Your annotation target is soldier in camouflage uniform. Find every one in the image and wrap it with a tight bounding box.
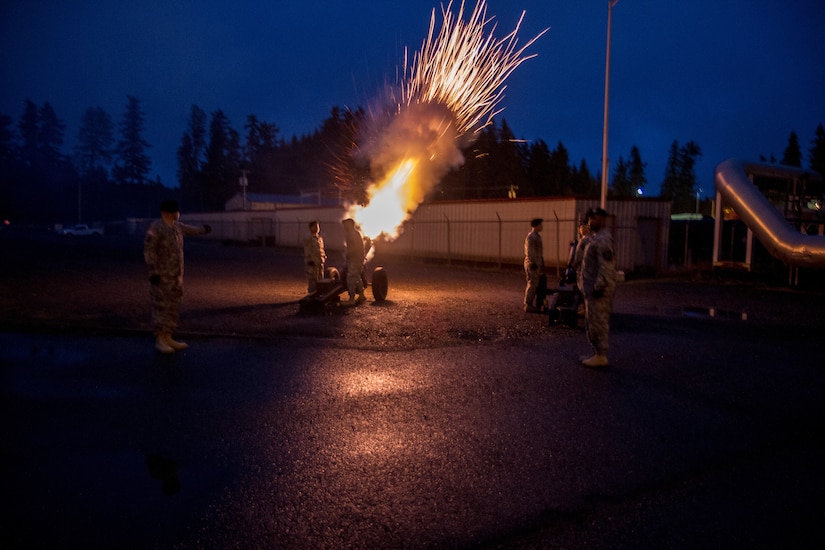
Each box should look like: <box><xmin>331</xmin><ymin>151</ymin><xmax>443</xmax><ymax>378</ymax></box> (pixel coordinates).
<box><xmin>523</xmin><ymin>218</ymin><xmax>544</xmax><ymax>312</ymax></box>
<box><xmin>303</xmin><ymin>220</ymin><xmax>326</xmax><ymax>294</ymax></box>
<box><xmin>144</xmin><ymin>200</ymin><xmax>211</xmax><ymax>354</ymax></box>
<box><xmin>341</xmin><ymin>218</ymin><xmax>366</xmax><ymax>306</ymax></box>
<box><xmin>572</xmin><ymin>221</ymin><xmax>591</xmax><ymax>285</ymax></box>
<box><xmin>578</xmin><ymin>207</ymin><xmax>616</xmax><ymax>367</ymax></box>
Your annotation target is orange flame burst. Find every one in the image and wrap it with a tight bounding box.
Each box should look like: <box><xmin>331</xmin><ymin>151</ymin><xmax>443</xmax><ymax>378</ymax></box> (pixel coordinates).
<box><xmin>351</xmin><ymin>158</ymin><xmax>418</xmax><ymax>239</ymax></box>
<box><xmin>347</xmin><ymin>0</ymin><xmax>546</xmax><ymax>241</ymax></box>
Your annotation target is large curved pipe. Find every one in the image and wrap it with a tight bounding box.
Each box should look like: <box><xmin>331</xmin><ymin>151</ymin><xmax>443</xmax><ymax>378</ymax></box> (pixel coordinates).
<box><xmin>714</xmin><ymin>158</ymin><xmax>825</xmax><ymax>268</ymax></box>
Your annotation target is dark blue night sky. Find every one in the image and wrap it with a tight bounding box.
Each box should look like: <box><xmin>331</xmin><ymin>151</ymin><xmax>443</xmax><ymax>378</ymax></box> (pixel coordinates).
<box><xmin>2</xmin><ymin>0</ymin><xmax>823</xmax><ymax>196</ymax></box>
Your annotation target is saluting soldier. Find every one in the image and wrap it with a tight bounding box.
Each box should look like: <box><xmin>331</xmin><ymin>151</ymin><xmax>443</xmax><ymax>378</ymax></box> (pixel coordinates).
<box><xmin>144</xmin><ymin>200</ymin><xmax>211</xmax><ymax>354</ymax></box>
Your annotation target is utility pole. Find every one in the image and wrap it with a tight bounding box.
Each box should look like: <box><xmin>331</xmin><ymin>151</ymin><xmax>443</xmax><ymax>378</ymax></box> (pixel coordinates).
<box><xmin>601</xmin><ymin>0</ymin><xmax>619</xmax><ymax>209</ymax></box>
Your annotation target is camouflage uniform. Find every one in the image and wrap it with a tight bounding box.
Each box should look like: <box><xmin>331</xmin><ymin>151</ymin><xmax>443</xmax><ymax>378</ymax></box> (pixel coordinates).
<box><xmin>144</xmin><ymin>219</ymin><xmax>207</xmax><ymax>337</ymax></box>
<box><xmin>344</xmin><ymin>223</ymin><xmax>365</xmax><ymax>297</ymax></box>
<box><xmin>573</xmin><ymin>233</ymin><xmax>592</xmax><ymax>293</ymax></box>
<box><xmin>303</xmin><ymin>229</ymin><xmax>326</xmax><ymax>293</ymax></box>
<box><xmin>579</xmin><ymin>228</ymin><xmax>616</xmax><ymax>355</ymax></box>
<box><xmin>523</xmin><ymin>229</ymin><xmax>544</xmax><ymax>308</ymax></box>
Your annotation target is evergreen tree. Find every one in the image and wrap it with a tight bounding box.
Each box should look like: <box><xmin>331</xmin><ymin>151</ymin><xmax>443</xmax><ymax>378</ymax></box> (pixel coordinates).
<box><xmin>17</xmin><ymin>100</ymin><xmax>66</xmax><ymax>170</ymax></box>
<box><xmin>547</xmin><ymin>141</ymin><xmax>571</xmax><ymax>195</ymax></box>
<box><xmin>202</xmin><ymin>109</ymin><xmax>241</xmax><ymax>210</ymax></box>
<box><xmin>113</xmin><ymin>96</ymin><xmax>152</xmax><ymax>185</ymax></box>
<box><xmin>177</xmin><ymin>105</ymin><xmax>207</xmax><ymax>209</ymax></box>
<box><xmin>189</xmin><ymin>105</ymin><xmax>207</xmax><ymax>165</ymax></box>
<box><xmin>526</xmin><ymin>139</ymin><xmax>551</xmax><ymax>197</ymax></box>
<box><xmin>780</xmin><ymin>131</ymin><xmax>802</xmax><ymax>167</ymax></box>
<box><xmin>660</xmin><ymin>140</ymin><xmax>680</xmax><ymax>201</ymax></box>
<box><xmin>73</xmin><ymin>106</ymin><xmax>114</xmax><ymax>223</ymax></box>
<box><xmin>243</xmin><ymin>114</ymin><xmax>280</xmax><ymax>194</ymax></box>
<box><xmin>570</xmin><ymin>159</ymin><xmax>598</xmax><ymax>196</ymax></box>
<box><xmin>628</xmin><ymin>145</ymin><xmax>647</xmax><ymax>196</ymax></box>
<box><xmin>610</xmin><ymin>155</ymin><xmax>632</xmax><ymax>197</ymax></box>
<box><xmin>322</xmin><ymin>108</ymin><xmax>364</xmax><ymax>200</ymax></box>
<box><xmin>12</xmin><ymin>101</ymin><xmax>74</xmax><ymax>222</ymax></box>
<box><xmin>0</xmin><ymin>114</ymin><xmax>19</xmax><ymax>222</ymax></box>
<box><xmin>18</xmin><ymin>100</ymin><xmax>40</xmax><ymax>167</ymax></box>
<box><xmin>808</xmin><ymin>123</ymin><xmax>825</xmax><ymax>176</ymax></box>
<box><xmin>74</xmin><ymin>106</ymin><xmax>114</xmax><ymax>176</ymax></box>
<box><xmin>489</xmin><ymin>119</ymin><xmax>527</xmax><ymax>199</ymax></box>
<box><xmin>460</xmin><ymin>123</ymin><xmax>497</xmax><ymax>199</ymax></box>
<box><xmin>0</xmin><ymin>114</ymin><xmax>17</xmax><ymax>165</ymax></box>
<box><xmin>177</xmin><ymin>134</ymin><xmax>197</xmax><ymax>203</ymax></box>
<box><xmin>679</xmin><ymin>140</ymin><xmax>702</xmax><ymax>190</ymax></box>
<box><xmin>36</xmin><ymin>102</ymin><xmax>65</xmax><ymax>168</ymax></box>
<box><xmin>660</xmin><ymin>139</ymin><xmax>702</xmax><ymax>213</ymax></box>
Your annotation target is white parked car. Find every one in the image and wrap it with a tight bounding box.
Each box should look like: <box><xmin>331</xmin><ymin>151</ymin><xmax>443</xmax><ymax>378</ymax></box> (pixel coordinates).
<box><xmin>60</xmin><ymin>224</ymin><xmax>104</xmax><ymax>237</ymax></box>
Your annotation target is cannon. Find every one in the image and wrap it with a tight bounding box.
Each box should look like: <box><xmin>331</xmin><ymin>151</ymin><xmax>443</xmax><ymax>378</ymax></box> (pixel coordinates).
<box><xmin>539</xmin><ymin>262</ymin><xmax>581</xmax><ymax>329</ymax></box>
<box><xmin>299</xmin><ymin>265</ymin><xmax>388</xmax><ymax>314</ymax></box>
<box><xmin>545</xmin><ymin>279</ymin><xmax>581</xmax><ymax>328</ymax></box>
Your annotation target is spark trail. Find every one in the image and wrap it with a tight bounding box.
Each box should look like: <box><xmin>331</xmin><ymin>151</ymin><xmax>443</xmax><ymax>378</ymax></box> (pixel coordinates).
<box><xmin>347</xmin><ymin>0</ymin><xmax>547</xmax><ymax>240</ymax></box>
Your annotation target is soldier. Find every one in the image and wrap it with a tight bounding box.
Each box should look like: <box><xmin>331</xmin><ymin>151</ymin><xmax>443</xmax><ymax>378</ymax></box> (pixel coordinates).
<box><xmin>578</xmin><ymin>207</ymin><xmax>617</xmax><ymax>367</ymax></box>
<box><xmin>144</xmin><ymin>200</ymin><xmax>211</xmax><ymax>354</ymax></box>
<box><xmin>341</xmin><ymin>218</ymin><xmax>367</xmax><ymax>306</ymax></box>
<box><xmin>523</xmin><ymin>218</ymin><xmax>544</xmax><ymax>312</ymax></box>
<box><xmin>303</xmin><ymin>220</ymin><xmax>326</xmax><ymax>294</ymax></box>
<box><xmin>572</xmin><ymin>220</ymin><xmax>591</xmax><ymax>287</ymax></box>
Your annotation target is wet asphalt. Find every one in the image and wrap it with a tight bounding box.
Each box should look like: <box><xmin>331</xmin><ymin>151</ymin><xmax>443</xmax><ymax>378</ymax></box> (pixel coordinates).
<box><xmin>2</xmin><ymin>232</ymin><xmax>824</xmax><ymax>548</ymax></box>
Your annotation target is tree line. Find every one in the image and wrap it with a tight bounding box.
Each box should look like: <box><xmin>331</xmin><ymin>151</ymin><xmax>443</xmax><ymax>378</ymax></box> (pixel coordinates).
<box><xmin>1</xmin><ymin>95</ymin><xmax>823</xmax><ymax>225</ymax></box>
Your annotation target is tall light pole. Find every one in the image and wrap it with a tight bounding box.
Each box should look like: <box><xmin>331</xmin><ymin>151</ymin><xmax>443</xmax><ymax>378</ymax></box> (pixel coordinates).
<box><xmin>600</xmin><ymin>0</ymin><xmax>619</xmax><ymax>209</ymax></box>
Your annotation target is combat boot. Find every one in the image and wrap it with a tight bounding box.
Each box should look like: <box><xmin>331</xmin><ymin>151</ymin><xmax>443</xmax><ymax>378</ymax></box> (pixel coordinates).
<box><xmin>581</xmin><ymin>354</ymin><xmax>608</xmax><ymax>367</ymax></box>
<box><xmin>165</xmin><ymin>334</ymin><xmax>189</xmax><ymax>351</ymax></box>
<box><xmin>356</xmin><ymin>292</ymin><xmax>367</xmax><ymax>304</ymax></box>
<box><xmin>155</xmin><ymin>335</ymin><xmax>174</xmax><ymax>354</ymax></box>
<box><xmin>341</xmin><ymin>295</ymin><xmax>357</xmax><ymax>306</ymax></box>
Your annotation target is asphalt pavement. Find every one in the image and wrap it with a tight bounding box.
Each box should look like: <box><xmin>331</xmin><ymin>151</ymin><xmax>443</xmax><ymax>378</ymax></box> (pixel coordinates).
<box><xmin>2</xmin><ymin>232</ymin><xmax>824</xmax><ymax>548</ymax></box>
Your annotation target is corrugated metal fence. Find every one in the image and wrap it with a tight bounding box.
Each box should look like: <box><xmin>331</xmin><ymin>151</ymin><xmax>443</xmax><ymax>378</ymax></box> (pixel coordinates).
<box><xmin>129</xmin><ymin>197</ymin><xmax>671</xmax><ymax>274</ymax></box>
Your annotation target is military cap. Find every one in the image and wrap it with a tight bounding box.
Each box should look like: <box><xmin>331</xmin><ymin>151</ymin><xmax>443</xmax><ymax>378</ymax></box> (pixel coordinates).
<box><xmin>586</xmin><ymin>207</ymin><xmax>608</xmax><ymax>219</ymax></box>
<box><xmin>160</xmin><ymin>200</ymin><xmax>180</xmax><ymax>213</ymax></box>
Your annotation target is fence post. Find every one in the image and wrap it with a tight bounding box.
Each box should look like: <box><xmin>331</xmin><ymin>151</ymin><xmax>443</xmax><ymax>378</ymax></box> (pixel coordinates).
<box><xmin>496</xmin><ymin>212</ymin><xmax>502</xmax><ymax>270</ymax></box>
<box><xmin>444</xmin><ymin>214</ymin><xmax>451</xmax><ymax>265</ymax></box>
<box><xmin>553</xmin><ymin>210</ymin><xmax>561</xmax><ymax>279</ymax></box>
<box><xmin>409</xmin><ymin>219</ymin><xmax>416</xmax><ymax>262</ymax></box>
<box><xmin>296</xmin><ymin>217</ymin><xmax>301</xmax><ymax>249</ymax></box>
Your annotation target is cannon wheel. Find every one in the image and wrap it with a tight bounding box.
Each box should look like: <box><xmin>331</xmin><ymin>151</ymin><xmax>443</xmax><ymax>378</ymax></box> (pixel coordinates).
<box><xmin>325</xmin><ymin>267</ymin><xmax>340</xmax><ymax>282</ymax></box>
<box><xmin>371</xmin><ymin>267</ymin><xmax>388</xmax><ymax>301</ymax></box>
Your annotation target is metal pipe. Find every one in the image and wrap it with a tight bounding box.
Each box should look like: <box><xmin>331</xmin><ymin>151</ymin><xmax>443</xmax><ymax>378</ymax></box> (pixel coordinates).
<box><xmin>714</xmin><ymin>158</ymin><xmax>825</xmax><ymax>268</ymax></box>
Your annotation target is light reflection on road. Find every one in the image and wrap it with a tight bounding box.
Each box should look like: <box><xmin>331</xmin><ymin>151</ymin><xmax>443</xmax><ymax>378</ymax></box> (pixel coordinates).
<box><xmin>326</xmin><ymin>363</ymin><xmax>436</xmax><ymax>461</ymax></box>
